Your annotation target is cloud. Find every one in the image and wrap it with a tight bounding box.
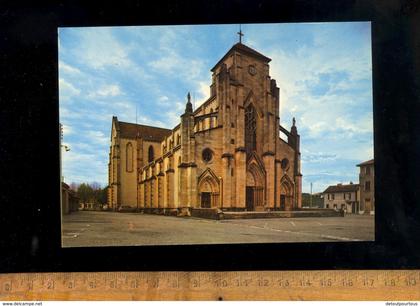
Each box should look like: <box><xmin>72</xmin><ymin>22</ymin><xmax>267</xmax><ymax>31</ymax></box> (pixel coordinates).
<box><xmin>58</xmin><ymin>23</ymin><xmax>373</xmax><ymax>192</ymax></box>
<box><xmin>59</xmin><ymin>78</ymin><xmax>80</xmax><ymax>98</ymax></box>
<box><xmin>70</xmin><ymin>28</ymin><xmax>132</xmax><ymax>70</ymax></box>
<box><xmin>88</xmin><ymin>84</ymin><xmax>122</xmax><ymax>98</ymax></box>
<box><xmin>302</xmin><ymin>151</ymin><xmax>338</xmax><ymax>163</ymax></box>
<box><xmin>148</xmin><ymin>51</ymin><xmax>205</xmax><ymax>80</ymax></box>
<box><xmin>164</xmin><ymin>101</ymin><xmax>186</xmax><ymax>127</ymax></box>
<box><xmin>249</xmin><ymin>23</ymin><xmax>373</xmax><ymax>192</ymax></box>
<box><xmin>195</xmin><ymin>80</ymin><xmax>211</xmax><ymax>106</ymax></box>
<box><xmin>62</xmin><ymin>150</ymin><xmax>107</xmax><ymax>184</ymax></box>
<box><xmin>156</xmin><ymin>95</ymin><xmax>170</xmax><ymax>107</ymax></box>
<box><xmin>59</xmin><ymin>61</ymin><xmax>81</xmax><ymax>75</ymax></box>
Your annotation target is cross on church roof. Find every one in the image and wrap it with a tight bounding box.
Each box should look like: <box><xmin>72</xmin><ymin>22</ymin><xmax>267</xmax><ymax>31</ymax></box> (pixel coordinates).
<box><xmin>237</xmin><ymin>25</ymin><xmax>244</xmax><ymax>44</ymax></box>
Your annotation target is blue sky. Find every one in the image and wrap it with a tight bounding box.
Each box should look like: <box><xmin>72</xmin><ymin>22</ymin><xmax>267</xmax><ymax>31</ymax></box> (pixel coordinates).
<box><xmin>59</xmin><ymin>22</ymin><xmax>373</xmax><ymax>193</ymax></box>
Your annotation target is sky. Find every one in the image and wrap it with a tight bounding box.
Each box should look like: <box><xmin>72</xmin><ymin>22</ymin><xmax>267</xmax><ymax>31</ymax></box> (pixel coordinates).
<box><xmin>58</xmin><ymin>22</ymin><xmax>373</xmax><ymax>193</ymax></box>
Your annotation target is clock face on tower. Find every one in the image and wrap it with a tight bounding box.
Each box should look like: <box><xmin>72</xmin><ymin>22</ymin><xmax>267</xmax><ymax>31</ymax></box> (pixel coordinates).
<box><xmin>248</xmin><ymin>65</ymin><xmax>257</xmax><ymax>76</ymax></box>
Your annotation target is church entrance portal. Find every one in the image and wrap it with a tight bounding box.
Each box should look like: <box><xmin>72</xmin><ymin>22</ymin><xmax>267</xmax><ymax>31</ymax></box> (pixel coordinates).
<box><xmin>280</xmin><ymin>194</ymin><xmax>286</xmax><ymax>210</ymax></box>
<box><xmin>246</xmin><ymin>159</ymin><xmax>265</xmax><ymax>211</ymax></box>
<box><xmin>246</xmin><ymin>187</ymin><xmax>254</xmax><ymax>210</ymax></box>
<box><xmin>280</xmin><ymin>176</ymin><xmax>294</xmax><ymax>211</ymax></box>
<box><xmin>201</xmin><ymin>192</ymin><xmax>211</xmax><ymax>208</ymax></box>
<box><xmin>246</xmin><ymin>186</ymin><xmax>264</xmax><ymax>211</ymax></box>
<box><xmin>197</xmin><ymin>169</ymin><xmax>220</xmax><ymax>209</ymax></box>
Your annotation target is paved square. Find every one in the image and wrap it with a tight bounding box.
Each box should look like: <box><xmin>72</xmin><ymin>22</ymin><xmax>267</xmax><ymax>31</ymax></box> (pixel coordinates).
<box><xmin>62</xmin><ymin>211</ymin><xmax>374</xmax><ymax>247</ymax></box>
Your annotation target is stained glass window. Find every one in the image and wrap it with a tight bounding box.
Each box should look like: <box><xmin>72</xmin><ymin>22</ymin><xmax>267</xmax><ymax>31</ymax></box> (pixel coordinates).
<box><xmin>245</xmin><ymin>104</ymin><xmax>257</xmax><ymax>153</ymax></box>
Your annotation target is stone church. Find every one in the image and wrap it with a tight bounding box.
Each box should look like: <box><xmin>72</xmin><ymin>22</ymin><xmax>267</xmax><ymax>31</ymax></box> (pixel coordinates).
<box><xmin>108</xmin><ymin>41</ymin><xmax>302</xmax><ymax>214</ymax></box>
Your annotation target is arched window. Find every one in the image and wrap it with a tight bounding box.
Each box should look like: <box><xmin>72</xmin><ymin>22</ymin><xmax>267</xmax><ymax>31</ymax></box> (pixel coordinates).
<box><xmin>126</xmin><ymin>143</ymin><xmax>133</xmax><ymax>172</ymax></box>
<box><xmin>281</xmin><ymin>158</ymin><xmax>290</xmax><ymax>171</ymax></box>
<box><xmin>209</xmin><ymin>108</ymin><xmax>214</xmax><ymax>128</ymax></box>
<box><xmin>148</xmin><ymin>145</ymin><xmax>154</xmax><ymax>163</ymax></box>
<box><xmin>202</xmin><ymin>148</ymin><xmax>213</xmax><ymax>162</ymax></box>
<box><xmin>245</xmin><ymin>104</ymin><xmax>257</xmax><ymax>153</ymax></box>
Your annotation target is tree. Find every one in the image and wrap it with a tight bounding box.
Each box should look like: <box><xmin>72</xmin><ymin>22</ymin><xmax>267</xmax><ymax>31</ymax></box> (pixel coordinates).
<box><xmin>98</xmin><ymin>186</ymin><xmax>108</xmax><ymax>205</ymax></box>
<box><xmin>75</xmin><ymin>182</ymin><xmax>108</xmax><ymax>209</ymax></box>
<box><xmin>77</xmin><ymin>183</ymin><xmax>94</xmax><ymax>205</ymax></box>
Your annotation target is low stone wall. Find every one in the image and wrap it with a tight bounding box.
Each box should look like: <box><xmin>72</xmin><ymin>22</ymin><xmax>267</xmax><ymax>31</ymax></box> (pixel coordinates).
<box><xmin>191</xmin><ymin>208</ymin><xmax>223</xmax><ymax>220</ymax></box>
<box><xmin>141</xmin><ymin>208</ymin><xmax>179</xmax><ymax>216</ymax></box>
<box><xmin>119</xmin><ymin>207</ymin><xmax>343</xmax><ymax>219</ymax></box>
<box><xmin>221</xmin><ymin>209</ymin><xmax>344</xmax><ymax>220</ymax></box>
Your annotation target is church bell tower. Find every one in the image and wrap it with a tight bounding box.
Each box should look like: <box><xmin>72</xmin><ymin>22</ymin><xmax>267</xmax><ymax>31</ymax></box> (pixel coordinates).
<box><xmin>207</xmin><ymin>29</ymin><xmax>283</xmax><ymax>210</ymax></box>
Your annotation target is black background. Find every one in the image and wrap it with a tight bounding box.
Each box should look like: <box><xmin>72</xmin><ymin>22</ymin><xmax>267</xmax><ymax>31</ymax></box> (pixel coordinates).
<box><xmin>0</xmin><ymin>0</ymin><xmax>419</xmax><ymax>272</ymax></box>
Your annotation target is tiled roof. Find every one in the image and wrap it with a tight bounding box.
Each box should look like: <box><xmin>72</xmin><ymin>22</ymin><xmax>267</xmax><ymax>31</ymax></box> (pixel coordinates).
<box><xmin>211</xmin><ymin>42</ymin><xmax>271</xmax><ymax>72</ymax></box>
<box><xmin>323</xmin><ymin>184</ymin><xmax>359</xmax><ymax>193</ymax></box>
<box><xmin>118</xmin><ymin>121</ymin><xmax>172</xmax><ymax>142</ymax></box>
<box><xmin>357</xmin><ymin>159</ymin><xmax>374</xmax><ymax>167</ymax></box>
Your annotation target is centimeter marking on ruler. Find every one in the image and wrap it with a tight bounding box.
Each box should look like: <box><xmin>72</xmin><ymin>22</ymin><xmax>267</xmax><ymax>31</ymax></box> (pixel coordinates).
<box><xmin>0</xmin><ymin>270</ymin><xmax>419</xmax><ymax>300</ymax></box>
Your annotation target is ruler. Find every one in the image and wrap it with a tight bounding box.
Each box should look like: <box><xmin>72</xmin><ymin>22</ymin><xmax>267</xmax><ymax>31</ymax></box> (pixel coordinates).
<box><xmin>0</xmin><ymin>270</ymin><xmax>419</xmax><ymax>300</ymax></box>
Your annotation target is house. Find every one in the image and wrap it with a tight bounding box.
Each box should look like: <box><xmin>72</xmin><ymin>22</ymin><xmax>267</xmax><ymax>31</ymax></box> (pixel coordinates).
<box><xmin>61</xmin><ymin>182</ymin><xmax>79</xmax><ymax>214</ymax></box>
<box><xmin>357</xmin><ymin>159</ymin><xmax>375</xmax><ymax>215</ymax></box>
<box><xmin>322</xmin><ymin>182</ymin><xmax>360</xmax><ymax>213</ymax></box>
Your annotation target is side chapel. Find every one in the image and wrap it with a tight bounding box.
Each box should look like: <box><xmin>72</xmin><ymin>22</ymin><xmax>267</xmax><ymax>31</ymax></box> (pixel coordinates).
<box><xmin>108</xmin><ymin>39</ymin><xmax>302</xmax><ymax>213</ymax></box>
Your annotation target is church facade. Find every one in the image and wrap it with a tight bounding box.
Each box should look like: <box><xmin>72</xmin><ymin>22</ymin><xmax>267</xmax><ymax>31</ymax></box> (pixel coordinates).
<box><xmin>108</xmin><ymin>42</ymin><xmax>302</xmax><ymax>213</ymax></box>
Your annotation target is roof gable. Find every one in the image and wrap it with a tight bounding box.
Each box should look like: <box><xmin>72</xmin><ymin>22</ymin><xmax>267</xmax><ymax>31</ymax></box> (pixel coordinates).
<box><xmin>211</xmin><ymin>43</ymin><xmax>271</xmax><ymax>72</ymax></box>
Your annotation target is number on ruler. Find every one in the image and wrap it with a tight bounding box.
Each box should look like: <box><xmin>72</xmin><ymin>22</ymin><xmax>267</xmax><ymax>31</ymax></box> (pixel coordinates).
<box><xmin>169</xmin><ymin>278</ymin><xmax>179</xmax><ymax>288</ymax></box>
<box><xmin>191</xmin><ymin>278</ymin><xmax>200</xmax><ymax>288</ymax></box>
<box><xmin>4</xmin><ymin>282</ymin><xmax>11</xmax><ymax>292</ymax></box>
<box><xmin>47</xmin><ymin>280</ymin><xmax>54</xmax><ymax>290</ymax></box>
<box><xmin>405</xmin><ymin>277</ymin><xmax>416</xmax><ymax>286</ymax></box>
<box><xmin>299</xmin><ymin>279</ymin><xmax>312</xmax><ymax>287</ymax></box>
<box><xmin>147</xmin><ymin>278</ymin><xmax>159</xmax><ymax>288</ymax></box>
<box><xmin>215</xmin><ymin>279</ymin><xmax>228</xmax><ymax>287</ymax></box>
<box><xmin>234</xmin><ymin>278</ymin><xmax>251</xmax><ymax>287</ymax></box>
<box><xmin>258</xmin><ymin>278</ymin><xmax>269</xmax><ymax>287</ymax></box>
<box><xmin>363</xmin><ymin>278</ymin><xmax>374</xmax><ymax>287</ymax></box>
<box><xmin>130</xmin><ymin>279</ymin><xmax>139</xmax><ymax>289</ymax></box>
<box><xmin>320</xmin><ymin>279</ymin><xmax>332</xmax><ymax>287</ymax></box>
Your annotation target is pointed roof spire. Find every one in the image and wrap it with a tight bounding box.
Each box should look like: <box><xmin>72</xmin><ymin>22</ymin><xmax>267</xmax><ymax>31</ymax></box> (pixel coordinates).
<box><xmin>291</xmin><ymin>117</ymin><xmax>298</xmax><ymax>135</ymax></box>
<box><xmin>185</xmin><ymin>92</ymin><xmax>193</xmax><ymax>113</ymax></box>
